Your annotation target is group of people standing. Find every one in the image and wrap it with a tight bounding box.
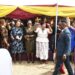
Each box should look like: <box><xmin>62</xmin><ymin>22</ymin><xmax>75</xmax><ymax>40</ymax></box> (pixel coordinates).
<box><xmin>0</xmin><ymin>17</ymin><xmax>53</xmax><ymax>63</ymax></box>
<box><xmin>0</xmin><ymin>17</ymin><xmax>75</xmax><ymax>75</ymax></box>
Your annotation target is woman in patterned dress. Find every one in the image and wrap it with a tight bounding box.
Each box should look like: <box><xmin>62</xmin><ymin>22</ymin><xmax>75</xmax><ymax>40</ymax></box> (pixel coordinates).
<box><xmin>10</xmin><ymin>20</ymin><xmax>24</xmax><ymax>62</ymax></box>
<box><xmin>0</xmin><ymin>19</ymin><xmax>9</xmax><ymax>49</ymax></box>
<box><xmin>24</xmin><ymin>20</ymin><xmax>36</xmax><ymax>63</ymax></box>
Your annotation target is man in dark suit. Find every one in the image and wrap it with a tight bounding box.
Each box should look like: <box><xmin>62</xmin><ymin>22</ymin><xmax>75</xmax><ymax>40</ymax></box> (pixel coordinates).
<box><xmin>53</xmin><ymin>19</ymin><xmax>73</xmax><ymax>75</ymax></box>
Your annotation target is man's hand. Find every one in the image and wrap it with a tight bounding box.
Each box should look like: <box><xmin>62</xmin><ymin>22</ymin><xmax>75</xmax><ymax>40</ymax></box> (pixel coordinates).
<box><xmin>53</xmin><ymin>48</ymin><xmax>57</xmax><ymax>62</ymax></box>
<box><xmin>62</xmin><ymin>54</ymin><xmax>66</xmax><ymax>61</ymax></box>
<box><xmin>53</xmin><ymin>52</ymin><xmax>57</xmax><ymax>63</ymax></box>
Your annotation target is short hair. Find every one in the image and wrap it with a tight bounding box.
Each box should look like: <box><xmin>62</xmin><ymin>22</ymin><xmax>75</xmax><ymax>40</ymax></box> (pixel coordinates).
<box><xmin>61</xmin><ymin>18</ymin><xmax>67</xmax><ymax>24</ymax></box>
<box><xmin>0</xmin><ymin>19</ymin><xmax>5</xmax><ymax>25</ymax></box>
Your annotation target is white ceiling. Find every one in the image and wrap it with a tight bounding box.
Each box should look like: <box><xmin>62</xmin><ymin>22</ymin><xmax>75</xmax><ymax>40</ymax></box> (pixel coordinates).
<box><xmin>58</xmin><ymin>0</ymin><xmax>75</xmax><ymax>6</ymax></box>
<box><xmin>0</xmin><ymin>0</ymin><xmax>75</xmax><ymax>6</ymax></box>
<box><xmin>0</xmin><ymin>0</ymin><xmax>56</xmax><ymax>6</ymax></box>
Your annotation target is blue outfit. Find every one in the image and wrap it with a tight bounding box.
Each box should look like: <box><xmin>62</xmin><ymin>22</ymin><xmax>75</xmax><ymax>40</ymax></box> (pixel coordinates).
<box><xmin>57</xmin><ymin>28</ymin><xmax>71</xmax><ymax>56</ymax></box>
<box><xmin>10</xmin><ymin>27</ymin><xmax>24</xmax><ymax>54</ymax></box>
<box><xmin>53</xmin><ymin>27</ymin><xmax>73</xmax><ymax>75</ymax></box>
<box><xmin>69</xmin><ymin>27</ymin><xmax>75</xmax><ymax>52</ymax></box>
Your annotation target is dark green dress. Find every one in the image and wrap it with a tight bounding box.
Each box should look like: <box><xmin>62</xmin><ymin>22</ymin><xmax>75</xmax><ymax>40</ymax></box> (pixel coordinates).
<box><xmin>25</xmin><ymin>26</ymin><xmax>35</xmax><ymax>53</ymax></box>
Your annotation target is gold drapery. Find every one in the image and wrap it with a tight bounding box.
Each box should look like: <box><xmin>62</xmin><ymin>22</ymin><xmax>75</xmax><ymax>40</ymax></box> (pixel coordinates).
<box><xmin>0</xmin><ymin>5</ymin><xmax>75</xmax><ymax>17</ymax></box>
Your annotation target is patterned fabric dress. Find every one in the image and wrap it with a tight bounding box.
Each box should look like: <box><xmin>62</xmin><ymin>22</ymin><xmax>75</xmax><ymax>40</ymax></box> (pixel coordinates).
<box><xmin>24</xmin><ymin>26</ymin><xmax>35</xmax><ymax>54</ymax></box>
<box><xmin>10</xmin><ymin>27</ymin><xmax>24</xmax><ymax>54</ymax></box>
<box><xmin>0</xmin><ymin>26</ymin><xmax>8</xmax><ymax>49</ymax></box>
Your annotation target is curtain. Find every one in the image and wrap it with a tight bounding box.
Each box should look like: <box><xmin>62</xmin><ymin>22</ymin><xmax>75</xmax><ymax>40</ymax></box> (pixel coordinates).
<box><xmin>0</xmin><ymin>5</ymin><xmax>17</xmax><ymax>17</ymax></box>
<box><xmin>0</xmin><ymin>5</ymin><xmax>75</xmax><ymax>17</ymax></box>
<box><xmin>19</xmin><ymin>6</ymin><xmax>56</xmax><ymax>16</ymax></box>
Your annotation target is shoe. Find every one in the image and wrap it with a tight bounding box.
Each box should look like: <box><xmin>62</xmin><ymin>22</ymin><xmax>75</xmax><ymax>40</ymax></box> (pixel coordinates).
<box><xmin>59</xmin><ymin>64</ymin><xmax>65</xmax><ymax>74</ymax></box>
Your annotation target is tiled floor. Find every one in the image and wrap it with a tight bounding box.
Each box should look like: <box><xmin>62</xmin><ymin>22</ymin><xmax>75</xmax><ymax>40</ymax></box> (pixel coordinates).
<box><xmin>13</xmin><ymin>61</ymin><xmax>73</xmax><ymax>75</ymax></box>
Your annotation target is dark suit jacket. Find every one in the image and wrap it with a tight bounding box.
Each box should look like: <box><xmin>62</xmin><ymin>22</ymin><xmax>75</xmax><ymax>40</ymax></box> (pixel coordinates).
<box><xmin>57</xmin><ymin>27</ymin><xmax>71</xmax><ymax>56</ymax></box>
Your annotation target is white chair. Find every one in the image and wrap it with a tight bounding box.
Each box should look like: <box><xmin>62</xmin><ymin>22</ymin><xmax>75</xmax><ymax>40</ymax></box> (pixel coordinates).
<box><xmin>0</xmin><ymin>48</ymin><xmax>12</xmax><ymax>75</ymax></box>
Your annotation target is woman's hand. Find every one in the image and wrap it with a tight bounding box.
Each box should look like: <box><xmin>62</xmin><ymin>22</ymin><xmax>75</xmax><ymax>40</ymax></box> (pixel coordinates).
<box><xmin>30</xmin><ymin>35</ymin><xmax>34</xmax><ymax>37</ymax></box>
<box><xmin>16</xmin><ymin>36</ymin><xmax>20</xmax><ymax>40</ymax></box>
<box><xmin>24</xmin><ymin>35</ymin><xmax>30</xmax><ymax>40</ymax></box>
<box><xmin>47</xmin><ymin>23</ymin><xmax>50</xmax><ymax>27</ymax></box>
<box><xmin>47</xmin><ymin>24</ymin><xmax>53</xmax><ymax>34</ymax></box>
<box><xmin>7</xmin><ymin>43</ymin><xmax>10</xmax><ymax>47</ymax></box>
<box><xmin>26</xmin><ymin>35</ymin><xmax>29</xmax><ymax>38</ymax></box>
<box><xmin>11</xmin><ymin>36</ymin><xmax>14</xmax><ymax>40</ymax></box>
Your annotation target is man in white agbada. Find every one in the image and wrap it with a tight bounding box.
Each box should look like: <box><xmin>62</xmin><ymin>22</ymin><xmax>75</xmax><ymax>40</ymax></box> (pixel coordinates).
<box><xmin>0</xmin><ymin>48</ymin><xmax>12</xmax><ymax>75</ymax></box>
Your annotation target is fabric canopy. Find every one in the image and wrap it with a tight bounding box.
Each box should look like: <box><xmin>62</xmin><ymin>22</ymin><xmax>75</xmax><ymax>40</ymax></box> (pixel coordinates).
<box><xmin>0</xmin><ymin>0</ymin><xmax>75</xmax><ymax>18</ymax></box>
<box><xmin>0</xmin><ymin>5</ymin><xmax>17</xmax><ymax>17</ymax></box>
<box><xmin>19</xmin><ymin>6</ymin><xmax>56</xmax><ymax>16</ymax></box>
<box><xmin>6</xmin><ymin>8</ymin><xmax>38</xmax><ymax>19</ymax></box>
<box><xmin>0</xmin><ymin>5</ymin><xmax>75</xmax><ymax>18</ymax></box>
<box><xmin>19</xmin><ymin>6</ymin><xmax>75</xmax><ymax>17</ymax></box>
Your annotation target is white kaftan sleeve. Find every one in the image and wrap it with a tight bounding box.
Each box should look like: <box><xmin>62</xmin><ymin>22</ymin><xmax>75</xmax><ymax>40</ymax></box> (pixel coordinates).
<box><xmin>35</xmin><ymin>28</ymin><xmax>40</xmax><ymax>33</ymax></box>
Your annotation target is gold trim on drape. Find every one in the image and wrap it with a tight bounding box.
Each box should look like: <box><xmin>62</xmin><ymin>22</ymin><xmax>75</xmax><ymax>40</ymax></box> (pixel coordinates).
<box><xmin>19</xmin><ymin>6</ymin><xmax>56</xmax><ymax>16</ymax></box>
<box><xmin>0</xmin><ymin>5</ymin><xmax>17</xmax><ymax>17</ymax></box>
<box><xmin>19</xmin><ymin>6</ymin><xmax>75</xmax><ymax>17</ymax></box>
<box><xmin>0</xmin><ymin>5</ymin><xmax>75</xmax><ymax>17</ymax></box>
